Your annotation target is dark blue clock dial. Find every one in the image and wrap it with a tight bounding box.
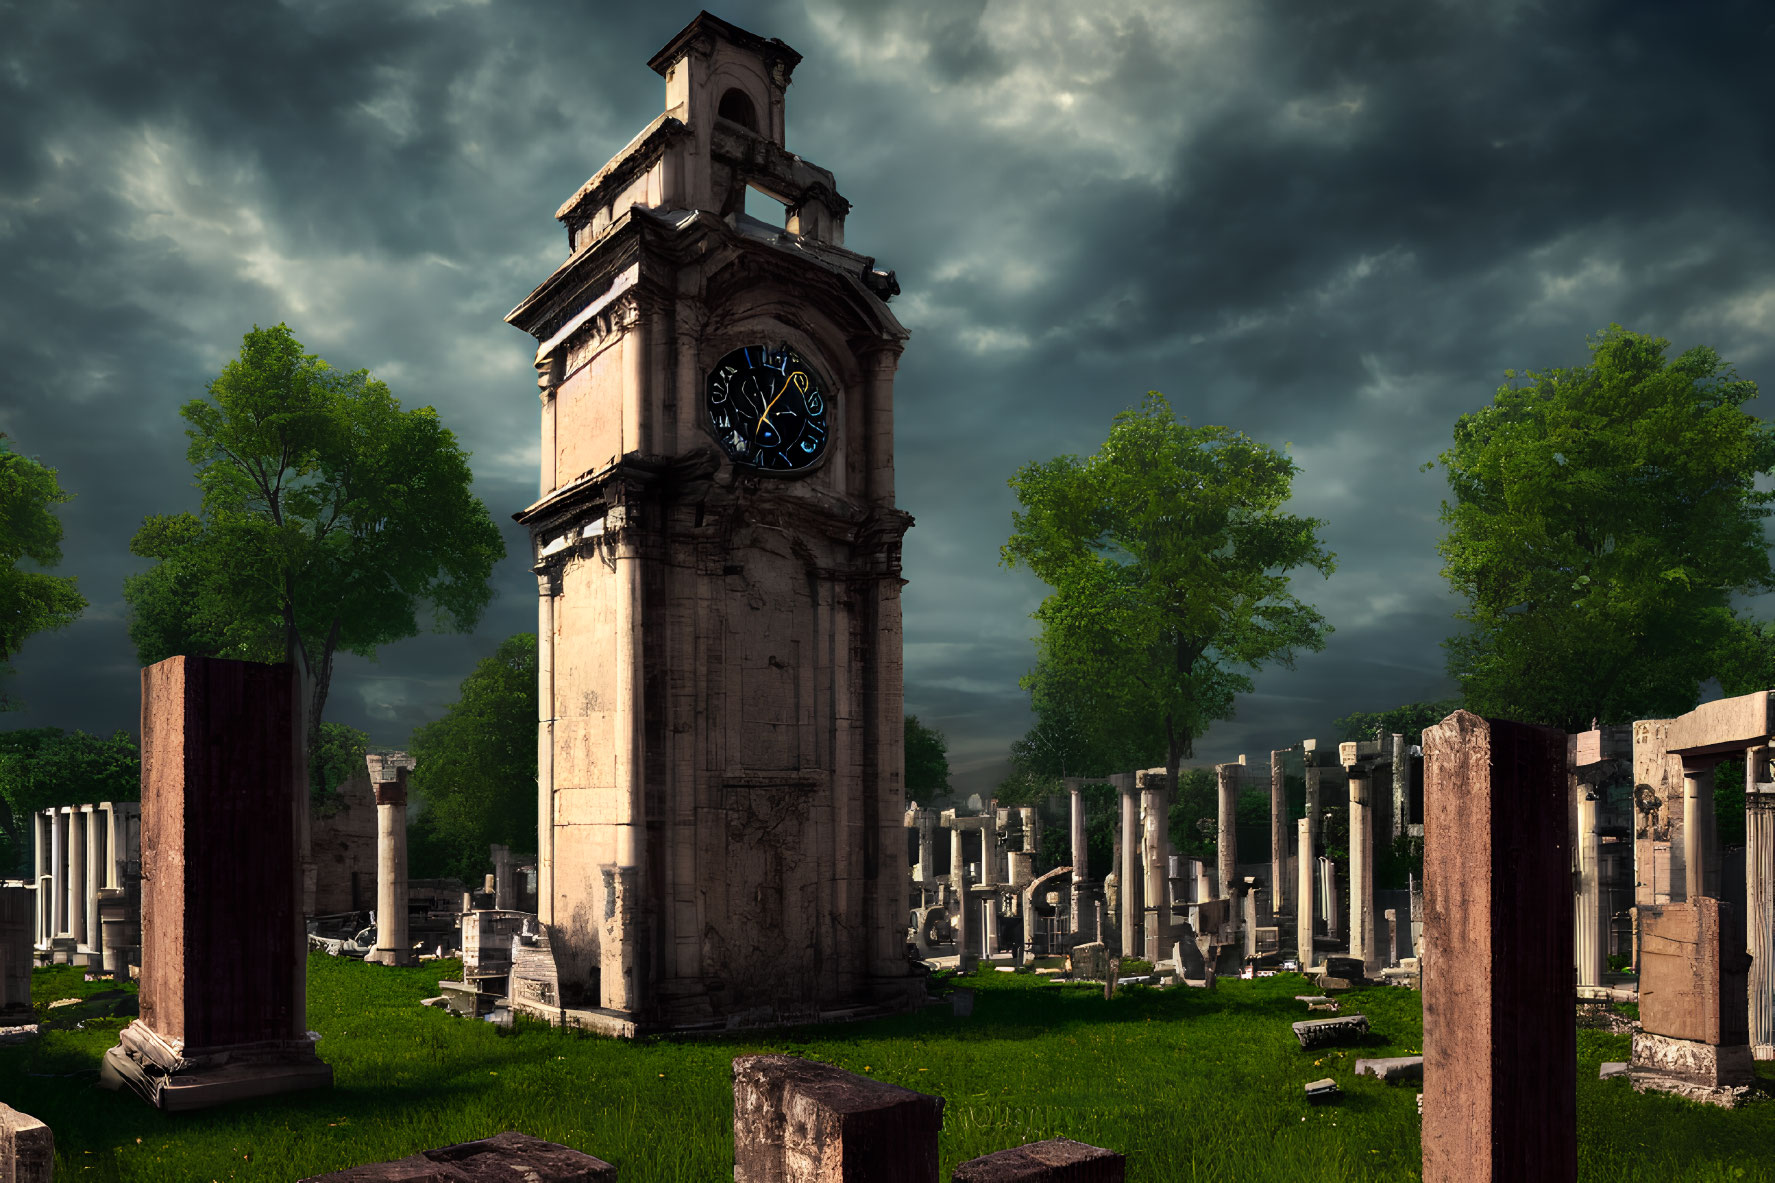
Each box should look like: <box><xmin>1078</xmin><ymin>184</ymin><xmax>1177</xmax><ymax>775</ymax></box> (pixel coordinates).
<box><xmin>705</xmin><ymin>344</ymin><xmax>830</xmax><ymax>472</ymax></box>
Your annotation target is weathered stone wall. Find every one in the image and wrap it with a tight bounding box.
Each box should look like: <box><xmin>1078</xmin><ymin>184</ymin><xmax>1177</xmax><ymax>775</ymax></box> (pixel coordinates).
<box><xmin>310</xmin><ymin>771</ymin><xmax>376</xmax><ymax>916</ymax></box>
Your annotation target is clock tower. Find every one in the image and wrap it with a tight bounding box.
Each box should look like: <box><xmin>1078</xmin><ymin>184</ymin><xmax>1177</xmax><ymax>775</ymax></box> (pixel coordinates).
<box><xmin>506</xmin><ymin>11</ymin><xmax>918</xmax><ymax>1033</ymax></box>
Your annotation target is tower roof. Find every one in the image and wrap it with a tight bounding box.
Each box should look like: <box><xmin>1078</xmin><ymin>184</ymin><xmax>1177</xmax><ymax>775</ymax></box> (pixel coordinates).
<box><xmin>647</xmin><ymin>10</ymin><xmax>802</xmax><ymax>79</ymax></box>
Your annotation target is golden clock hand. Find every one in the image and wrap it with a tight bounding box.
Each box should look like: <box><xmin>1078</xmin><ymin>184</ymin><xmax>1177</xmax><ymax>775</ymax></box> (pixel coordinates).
<box><xmin>756</xmin><ymin>370</ymin><xmax>807</xmax><ymax>434</ymax></box>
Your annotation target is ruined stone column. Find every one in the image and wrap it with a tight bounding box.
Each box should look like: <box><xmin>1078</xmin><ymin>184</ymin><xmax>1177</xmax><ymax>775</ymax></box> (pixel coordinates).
<box><xmin>1575</xmin><ymin>781</ymin><xmax>1606</xmax><ymax>989</ymax></box>
<box><xmin>946</xmin><ymin>815</ymin><xmax>974</xmax><ymax>971</ymax></box>
<box><xmin>1296</xmin><ymin>818</ymin><xmax>1313</xmax><ymax>964</ymax></box>
<box><xmin>1749</xmin><ymin>746</ymin><xmax>1775</xmax><ymax>1060</ymax></box>
<box><xmin>1391</xmin><ymin>733</ymin><xmax>1409</xmax><ymax>840</ymax></box>
<box><xmin>83</xmin><ymin>806</ymin><xmax>102</xmax><ymax>963</ymax></box>
<box><xmin>1270</xmin><ymin>750</ymin><xmax>1288</xmax><ymax>923</ymax></box>
<box><xmin>1303</xmin><ymin>743</ymin><xmax>1322</xmax><ymax>934</ymax></box>
<box><xmin>1348</xmin><ymin>766</ymin><xmax>1376</xmax><ymax>973</ymax></box>
<box><xmin>1215</xmin><ymin>762</ymin><xmax>1239</xmax><ymax>901</ymax></box>
<box><xmin>1118</xmin><ymin>775</ymin><xmax>1142</xmax><ymax>959</ymax></box>
<box><xmin>1065</xmin><ymin>778</ymin><xmax>1090</xmax><ymax>942</ymax></box>
<box><xmin>66</xmin><ymin>808</ymin><xmax>86</xmax><ymax>951</ymax></box>
<box><xmin>1320</xmin><ymin>856</ymin><xmax>1339</xmax><ymax>938</ymax></box>
<box><xmin>1422</xmin><ymin>712</ymin><xmax>1573</xmax><ymax>1182</ymax></box>
<box><xmin>980</xmin><ymin>814</ymin><xmax>1001</xmax><ymax>960</ymax></box>
<box><xmin>365</xmin><ymin>753</ymin><xmax>414</xmax><ymax>967</ymax></box>
<box><xmin>50</xmin><ymin>809</ymin><xmax>67</xmax><ymax>937</ymax></box>
<box><xmin>491</xmin><ymin>844</ymin><xmax>514</xmax><ymax>911</ymax></box>
<box><xmin>1138</xmin><ymin>767</ymin><xmax>1169</xmax><ymax>962</ymax></box>
<box><xmin>1682</xmin><ymin>758</ymin><xmax>1715</xmax><ymax>902</ymax></box>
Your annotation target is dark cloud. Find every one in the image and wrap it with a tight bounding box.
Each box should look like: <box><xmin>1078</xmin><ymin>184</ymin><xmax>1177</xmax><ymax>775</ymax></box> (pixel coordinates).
<box><xmin>4</xmin><ymin>0</ymin><xmax>1772</xmax><ymax>796</ymax></box>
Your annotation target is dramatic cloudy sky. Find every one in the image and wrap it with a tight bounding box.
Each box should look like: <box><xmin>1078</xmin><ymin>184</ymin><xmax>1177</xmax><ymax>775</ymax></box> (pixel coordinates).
<box><xmin>5</xmin><ymin>1</ymin><xmax>1774</xmax><ymax>793</ymax></box>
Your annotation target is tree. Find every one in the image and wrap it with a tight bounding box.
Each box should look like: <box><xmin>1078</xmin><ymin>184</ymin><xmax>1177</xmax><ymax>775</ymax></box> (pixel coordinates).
<box><xmin>312</xmin><ymin>722</ymin><xmax>370</xmax><ymax>808</ymax></box>
<box><xmin>1431</xmin><ymin>326</ymin><xmax>1775</xmax><ymax>732</ymax></box>
<box><xmin>122</xmin><ymin>324</ymin><xmax>506</xmax><ymax>780</ymax></box>
<box><xmin>407</xmin><ymin>634</ymin><xmax>537</xmax><ymax>885</ymax></box>
<box><xmin>0</xmin><ymin>434</ymin><xmax>87</xmax><ymax>708</ymax></box>
<box><xmin>1001</xmin><ymin>392</ymin><xmax>1337</xmax><ymax>807</ymax></box>
<box><xmin>903</xmin><ymin>715</ymin><xmax>951</xmax><ymax>803</ymax></box>
<box><xmin>1332</xmin><ymin>699</ymin><xmax>1463</xmax><ymax>744</ymax></box>
<box><xmin>0</xmin><ymin>728</ymin><xmax>139</xmax><ymax>877</ymax></box>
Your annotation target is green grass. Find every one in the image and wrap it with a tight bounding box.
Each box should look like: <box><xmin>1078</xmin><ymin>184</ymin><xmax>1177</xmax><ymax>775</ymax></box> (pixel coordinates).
<box><xmin>6</xmin><ymin>957</ymin><xmax>1774</xmax><ymax>1181</ymax></box>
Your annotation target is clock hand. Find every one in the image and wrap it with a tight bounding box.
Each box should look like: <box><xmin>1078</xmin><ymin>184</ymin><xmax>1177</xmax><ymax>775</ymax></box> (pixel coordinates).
<box><xmin>755</xmin><ymin>370</ymin><xmax>808</xmax><ymax>435</ymax></box>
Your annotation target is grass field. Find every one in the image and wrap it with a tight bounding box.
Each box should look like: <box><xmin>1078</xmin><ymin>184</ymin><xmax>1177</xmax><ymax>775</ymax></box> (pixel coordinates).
<box><xmin>7</xmin><ymin>956</ymin><xmax>1774</xmax><ymax>1181</ymax></box>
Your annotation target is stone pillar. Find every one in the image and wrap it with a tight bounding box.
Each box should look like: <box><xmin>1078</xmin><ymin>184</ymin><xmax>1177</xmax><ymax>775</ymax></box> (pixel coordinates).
<box><xmin>1391</xmin><ymin>733</ymin><xmax>1409</xmax><ymax>840</ymax></box>
<box><xmin>1296</xmin><ymin>818</ymin><xmax>1313</xmax><ymax>964</ymax></box>
<box><xmin>947</xmin><ymin>816</ymin><xmax>974</xmax><ymax>971</ymax></box>
<box><xmin>66</xmin><ymin>808</ymin><xmax>86</xmax><ymax>950</ymax></box>
<box><xmin>1630</xmin><ymin>897</ymin><xmax>1754</xmax><ymax>1105</ymax></box>
<box><xmin>1303</xmin><ymin>743</ymin><xmax>1322</xmax><ymax>933</ymax></box>
<box><xmin>980</xmin><ymin>815</ymin><xmax>1000</xmax><ymax>960</ymax></box>
<box><xmin>1348</xmin><ymin>766</ymin><xmax>1376</xmax><ymax>973</ymax></box>
<box><xmin>1065</xmin><ymin>778</ymin><xmax>1090</xmax><ymax>942</ymax></box>
<box><xmin>1215</xmin><ymin>762</ymin><xmax>1239</xmax><ymax>901</ymax></box>
<box><xmin>491</xmin><ymin>844</ymin><xmax>514</xmax><ymax>911</ymax></box>
<box><xmin>1319</xmin><ymin>857</ymin><xmax>1339</xmax><ymax>938</ymax></box>
<box><xmin>82</xmin><ymin>805</ymin><xmax>102</xmax><ymax>963</ymax></box>
<box><xmin>50</xmin><ymin>809</ymin><xmax>67</xmax><ymax>937</ymax></box>
<box><xmin>366</xmin><ymin>753</ymin><xmax>414</xmax><ymax>967</ymax></box>
<box><xmin>32</xmin><ymin>810</ymin><xmax>48</xmax><ymax>947</ymax></box>
<box><xmin>1682</xmin><ymin>759</ymin><xmax>1714</xmax><ymax>903</ymax></box>
<box><xmin>1118</xmin><ymin>777</ymin><xmax>1142</xmax><ymax>959</ymax></box>
<box><xmin>1575</xmin><ymin>780</ymin><xmax>1605</xmax><ymax>989</ymax></box>
<box><xmin>1270</xmin><ymin>750</ymin><xmax>1288</xmax><ymax>922</ymax></box>
<box><xmin>1138</xmin><ymin>767</ymin><xmax>1169</xmax><ymax>963</ymax></box>
<box><xmin>1748</xmin><ymin>745</ymin><xmax>1775</xmax><ymax>1060</ymax></box>
<box><xmin>0</xmin><ymin>885</ymin><xmax>31</xmax><ymax>1024</ymax></box>
<box><xmin>1384</xmin><ymin>908</ymin><xmax>1399</xmax><ymax>967</ymax></box>
<box><xmin>917</xmin><ymin>811</ymin><xmax>936</xmax><ymax>886</ymax></box>
<box><xmin>1421</xmin><ymin>711</ymin><xmax>1573</xmax><ymax>1183</ymax></box>
<box><xmin>99</xmin><ymin>655</ymin><xmax>331</xmax><ymax>1110</ymax></box>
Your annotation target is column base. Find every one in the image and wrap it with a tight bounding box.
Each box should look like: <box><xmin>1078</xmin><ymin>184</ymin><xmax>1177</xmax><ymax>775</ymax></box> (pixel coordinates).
<box><xmin>363</xmin><ymin>949</ymin><xmax>415</xmax><ymax>967</ymax></box>
<box><xmin>1628</xmin><ymin>1032</ymin><xmax>1754</xmax><ymax>1108</ymax></box>
<box><xmin>1755</xmin><ymin>1044</ymin><xmax>1774</xmax><ymax>1062</ymax></box>
<box><xmin>98</xmin><ymin>1021</ymin><xmax>332</xmax><ymax>1112</ymax></box>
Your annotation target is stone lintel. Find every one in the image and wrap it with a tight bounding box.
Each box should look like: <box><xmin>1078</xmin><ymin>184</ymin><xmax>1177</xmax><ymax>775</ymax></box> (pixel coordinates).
<box><xmin>1134</xmin><ymin>768</ymin><xmax>1167</xmax><ymax>791</ymax></box>
<box><xmin>950</xmin><ymin>1138</ymin><xmax>1126</xmax><ymax>1183</ymax></box>
<box><xmin>295</xmin><ymin>1130</ymin><xmax>617</xmax><ymax>1182</ymax></box>
<box><xmin>1665</xmin><ymin>691</ymin><xmax>1775</xmax><ymax>758</ymax></box>
<box><xmin>733</xmin><ymin>1054</ymin><xmax>943</xmax><ymax>1183</ymax></box>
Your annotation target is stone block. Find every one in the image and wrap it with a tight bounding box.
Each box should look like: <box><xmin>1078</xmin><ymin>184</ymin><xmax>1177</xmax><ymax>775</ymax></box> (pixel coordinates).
<box><xmin>1638</xmin><ymin>898</ymin><xmax>1751</xmax><ymax>1046</ymax></box>
<box><xmin>296</xmin><ymin>1131</ymin><xmax>616</xmax><ymax>1181</ymax></box>
<box><xmin>1292</xmin><ymin>1015</ymin><xmax>1370</xmax><ymax>1048</ymax></box>
<box><xmin>1664</xmin><ymin>691</ymin><xmax>1775</xmax><ymax>757</ymax></box>
<box><xmin>0</xmin><ymin>1103</ymin><xmax>53</xmax><ymax>1183</ymax></box>
<box><xmin>1572</xmin><ymin>726</ymin><xmax>1632</xmax><ymax>769</ymax></box>
<box><xmin>1067</xmin><ymin>942</ymin><xmax>1108</xmax><ymax>980</ymax></box>
<box><xmin>1322</xmin><ymin>955</ymin><xmax>1364</xmax><ymax>980</ymax></box>
<box><xmin>1421</xmin><ymin>711</ymin><xmax>1574</xmax><ymax>1183</ymax></box>
<box><xmin>733</xmin><ymin>1054</ymin><xmax>944</xmax><ymax>1183</ymax></box>
<box><xmin>99</xmin><ymin>656</ymin><xmax>331</xmax><ymax>1110</ymax></box>
<box><xmin>0</xmin><ymin>885</ymin><xmax>30</xmax><ymax>1024</ymax></box>
<box><xmin>1354</xmin><ymin>1056</ymin><xmax>1423</xmax><ymax>1083</ymax></box>
<box><xmin>1304</xmin><ymin>1078</ymin><xmax>1340</xmax><ymax>1104</ymax></box>
<box><xmin>950</xmin><ymin>1138</ymin><xmax>1125</xmax><ymax>1183</ymax></box>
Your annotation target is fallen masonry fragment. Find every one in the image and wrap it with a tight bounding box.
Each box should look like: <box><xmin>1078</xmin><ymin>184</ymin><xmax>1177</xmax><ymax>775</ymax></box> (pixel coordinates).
<box><xmin>1293</xmin><ymin>1014</ymin><xmax>1370</xmax><ymax>1048</ymax></box>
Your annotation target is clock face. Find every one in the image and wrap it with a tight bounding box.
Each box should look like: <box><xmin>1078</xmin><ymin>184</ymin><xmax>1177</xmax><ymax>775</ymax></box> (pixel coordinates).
<box><xmin>705</xmin><ymin>344</ymin><xmax>830</xmax><ymax>472</ymax></box>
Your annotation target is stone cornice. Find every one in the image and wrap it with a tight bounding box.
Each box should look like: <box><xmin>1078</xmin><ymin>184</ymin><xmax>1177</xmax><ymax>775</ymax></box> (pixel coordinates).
<box><xmin>553</xmin><ymin>114</ymin><xmax>691</xmax><ymax>226</ymax></box>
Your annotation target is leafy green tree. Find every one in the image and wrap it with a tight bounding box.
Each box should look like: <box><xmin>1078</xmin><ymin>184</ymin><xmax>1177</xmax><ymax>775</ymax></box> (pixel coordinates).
<box><xmin>1332</xmin><ymin>699</ymin><xmax>1464</xmax><ymax>744</ymax></box>
<box><xmin>1431</xmin><ymin>326</ymin><xmax>1775</xmax><ymax>733</ymax></box>
<box><xmin>407</xmin><ymin>634</ymin><xmax>537</xmax><ymax>884</ymax></box>
<box><xmin>1002</xmin><ymin>391</ymin><xmax>1336</xmax><ymax>804</ymax></box>
<box><xmin>312</xmin><ymin>722</ymin><xmax>370</xmax><ymax>808</ymax></box>
<box><xmin>904</xmin><ymin>715</ymin><xmax>950</xmax><ymax>803</ymax></box>
<box><xmin>122</xmin><ymin>324</ymin><xmax>506</xmax><ymax>778</ymax></box>
<box><xmin>0</xmin><ymin>728</ymin><xmax>138</xmax><ymax>876</ymax></box>
<box><xmin>0</xmin><ymin>434</ymin><xmax>87</xmax><ymax>709</ymax></box>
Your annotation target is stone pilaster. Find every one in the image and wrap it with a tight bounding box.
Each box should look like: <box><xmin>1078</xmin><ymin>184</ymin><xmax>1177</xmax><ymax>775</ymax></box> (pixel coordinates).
<box><xmin>1296</xmin><ymin>818</ymin><xmax>1313</xmax><ymax>964</ymax></box>
<box><xmin>1117</xmin><ymin>775</ymin><xmax>1142</xmax><ymax>959</ymax></box>
<box><xmin>1269</xmin><ymin>750</ymin><xmax>1288</xmax><ymax>921</ymax></box>
<box><xmin>1748</xmin><ymin>748</ymin><xmax>1775</xmax><ymax>1060</ymax></box>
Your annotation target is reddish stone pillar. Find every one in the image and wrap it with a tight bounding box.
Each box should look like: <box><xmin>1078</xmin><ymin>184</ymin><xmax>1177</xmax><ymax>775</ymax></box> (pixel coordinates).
<box><xmin>99</xmin><ymin>656</ymin><xmax>331</xmax><ymax>1111</ymax></box>
<box><xmin>952</xmin><ymin>1138</ymin><xmax>1126</xmax><ymax>1182</ymax></box>
<box><xmin>1421</xmin><ymin>711</ymin><xmax>1573</xmax><ymax>1183</ymax></box>
<box><xmin>732</xmin><ymin>1054</ymin><xmax>943</xmax><ymax>1183</ymax></box>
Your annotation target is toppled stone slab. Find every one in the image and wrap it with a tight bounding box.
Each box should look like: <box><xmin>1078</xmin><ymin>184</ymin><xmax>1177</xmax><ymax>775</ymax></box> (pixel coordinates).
<box><xmin>1316</xmin><ymin>975</ymin><xmax>1361</xmax><ymax>992</ymax></box>
<box><xmin>296</xmin><ymin>1131</ymin><xmax>615</xmax><ymax>1181</ymax></box>
<box><xmin>1307</xmin><ymin>1002</ymin><xmax>1340</xmax><ymax>1013</ymax></box>
<box><xmin>1293</xmin><ymin>1015</ymin><xmax>1370</xmax><ymax>1048</ymax></box>
<box><xmin>733</xmin><ymin>1054</ymin><xmax>944</xmax><ymax>1183</ymax></box>
<box><xmin>1599</xmin><ymin>1062</ymin><xmax>1629</xmax><ymax>1080</ymax></box>
<box><xmin>1354</xmin><ymin>1056</ymin><xmax>1423</xmax><ymax>1083</ymax></box>
<box><xmin>0</xmin><ymin>1025</ymin><xmax>39</xmax><ymax>1047</ymax></box>
<box><xmin>950</xmin><ymin>1137</ymin><xmax>1125</xmax><ymax>1182</ymax></box>
<box><xmin>1294</xmin><ymin>995</ymin><xmax>1333</xmax><ymax>1004</ymax></box>
<box><xmin>0</xmin><ymin>1103</ymin><xmax>54</xmax><ymax>1183</ymax></box>
<box><xmin>1304</xmin><ymin>1078</ymin><xmax>1341</xmax><ymax>1104</ymax></box>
